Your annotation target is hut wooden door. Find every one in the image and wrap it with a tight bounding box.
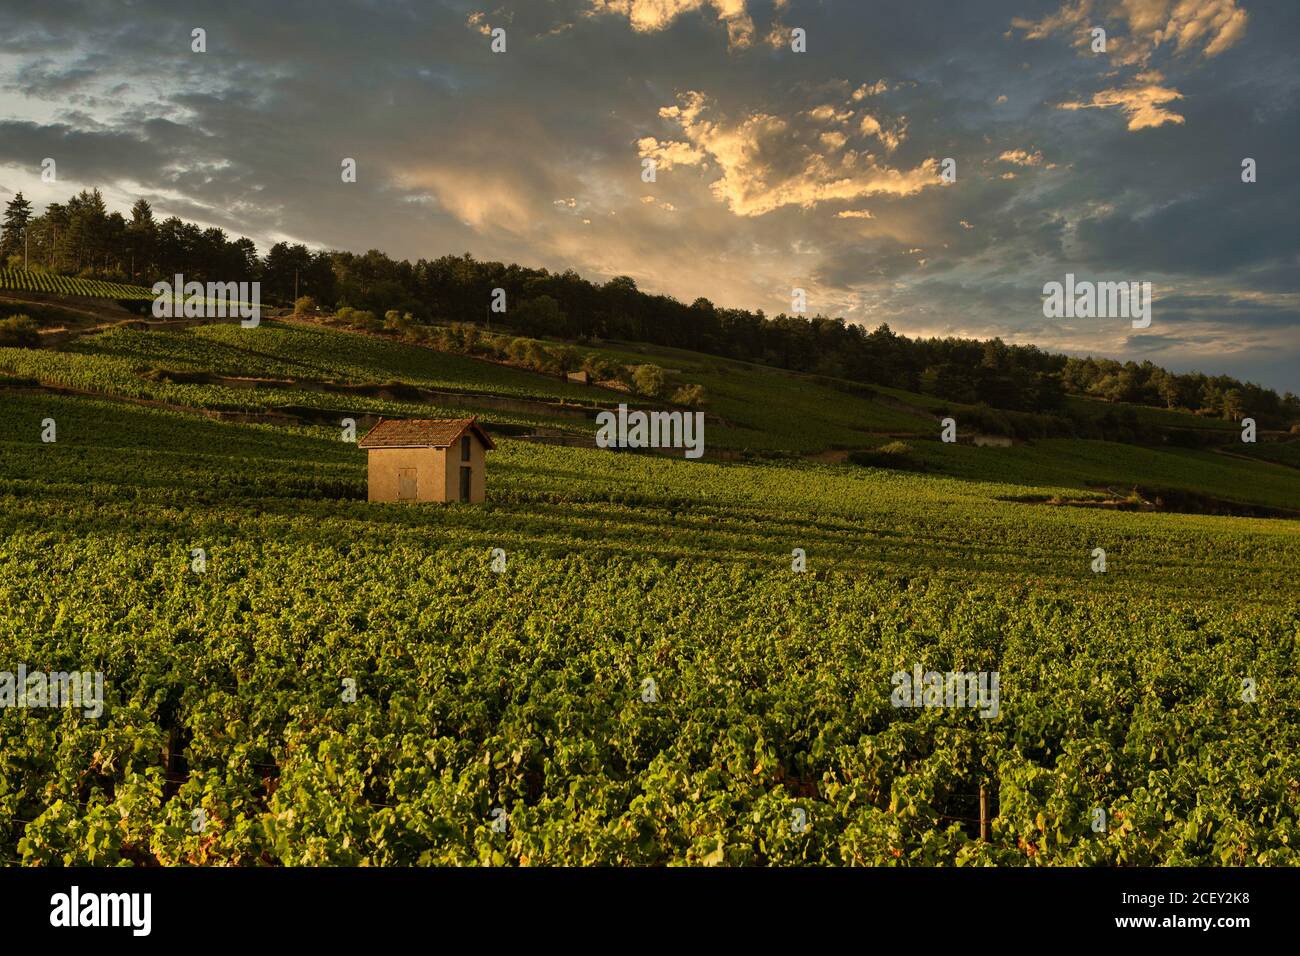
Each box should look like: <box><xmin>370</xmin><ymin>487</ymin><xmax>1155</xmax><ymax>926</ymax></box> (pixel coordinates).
<box><xmin>398</xmin><ymin>467</ymin><xmax>417</xmax><ymax>501</ymax></box>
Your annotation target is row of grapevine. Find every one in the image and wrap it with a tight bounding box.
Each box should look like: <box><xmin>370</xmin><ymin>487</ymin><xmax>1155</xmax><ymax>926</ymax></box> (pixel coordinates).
<box><xmin>0</xmin><ymin>268</ymin><xmax>155</xmax><ymax>301</ymax></box>
<box><xmin>0</xmin><ymin>347</ymin><xmax>569</xmax><ymax>433</ymax></box>
<box><xmin>1</xmin><ymin>539</ymin><xmax>1295</xmax><ymax>866</ymax></box>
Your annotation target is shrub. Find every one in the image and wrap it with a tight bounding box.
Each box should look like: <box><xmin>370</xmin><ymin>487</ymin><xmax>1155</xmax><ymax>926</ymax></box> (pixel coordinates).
<box><xmin>670</xmin><ymin>383</ymin><xmax>707</xmax><ymax>408</ymax></box>
<box><xmin>632</xmin><ymin>364</ymin><xmax>667</xmax><ymax>398</ymax></box>
<box><xmin>847</xmin><ymin>441</ymin><xmax>926</xmax><ymax>472</ymax></box>
<box><xmin>553</xmin><ymin>345</ymin><xmax>581</xmax><ymax>373</ymax></box>
<box><xmin>578</xmin><ymin>355</ymin><xmax>629</xmax><ymax>385</ymax></box>
<box><xmin>0</xmin><ymin>314</ymin><xmax>40</xmax><ymax>348</ymax></box>
<box><xmin>507</xmin><ymin>338</ymin><xmax>532</xmax><ymax>364</ymax></box>
<box><xmin>963</xmin><ymin>406</ymin><xmax>1013</xmax><ymax>437</ymax></box>
<box><xmin>293</xmin><ymin>296</ymin><xmax>317</xmax><ymax>315</ymax></box>
<box><xmin>526</xmin><ymin>342</ymin><xmax>557</xmax><ymax>374</ymax></box>
<box><xmin>456</xmin><ymin>323</ymin><xmax>481</xmax><ymax>352</ymax></box>
<box><xmin>334</xmin><ymin>307</ymin><xmax>380</xmax><ymax>331</ymax></box>
<box><xmin>344</xmin><ymin>309</ymin><xmax>379</xmax><ymax>331</ymax></box>
<box><xmin>427</xmin><ymin>326</ymin><xmax>450</xmax><ymax>350</ymax></box>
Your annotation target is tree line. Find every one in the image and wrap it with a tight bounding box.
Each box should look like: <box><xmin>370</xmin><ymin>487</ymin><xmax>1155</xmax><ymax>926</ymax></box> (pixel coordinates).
<box><xmin>3</xmin><ymin>189</ymin><xmax>1296</xmax><ymax>427</ymax></box>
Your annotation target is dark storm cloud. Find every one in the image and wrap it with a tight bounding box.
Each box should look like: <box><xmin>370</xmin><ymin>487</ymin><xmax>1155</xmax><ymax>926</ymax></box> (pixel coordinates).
<box><xmin>6</xmin><ymin>58</ymin><xmax>103</xmax><ymax>96</ymax></box>
<box><xmin>0</xmin><ymin>120</ymin><xmax>167</xmax><ymax>181</ymax></box>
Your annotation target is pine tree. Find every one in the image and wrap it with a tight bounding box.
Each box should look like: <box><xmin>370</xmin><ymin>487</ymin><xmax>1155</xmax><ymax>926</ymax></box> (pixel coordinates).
<box><xmin>125</xmin><ymin>199</ymin><xmax>156</xmax><ymax>280</ymax></box>
<box><xmin>1</xmin><ymin>192</ymin><xmax>34</xmax><ymax>265</ymax></box>
<box><xmin>129</xmin><ymin>198</ymin><xmax>154</xmax><ymax>229</ymax></box>
<box><xmin>77</xmin><ymin>189</ymin><xmax>109</xmax><ymax>273</ymax></box>
<box><xmin>43</xmin><ymin>202</ymin><xmax>68</xmax><ymax>270</ymax></box>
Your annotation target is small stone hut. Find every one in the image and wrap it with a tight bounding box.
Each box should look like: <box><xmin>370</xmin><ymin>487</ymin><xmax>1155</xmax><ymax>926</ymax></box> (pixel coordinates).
<box><xmin>358</xmin><ymin>418</ymin><xmax>495</xmax><ymax>503</ymax></box>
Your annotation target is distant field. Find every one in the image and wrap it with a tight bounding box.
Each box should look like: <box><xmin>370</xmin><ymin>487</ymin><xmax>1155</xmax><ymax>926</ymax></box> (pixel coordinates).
<box><xmin>1237</xmin><ymin>440</ymin><xmax>1300</xmax><ymax>470</ymax></box>
<box><xmin>0</xmin><ymin>306</ymin><xmax>1261</xmax><ymax>454</ymax></box>
<box><xmin>66</xmin><ymin>321</ymin><xmax>612</xmax><ymax>403</ymax></box>
<box><xmin>0</xmin><ymin>268</ymin><xmax>154</xmax><ymax>301</ymax></box>
<box><xmin>1065</xmin><ymin>395</ymin><xmax>1238</xmax><ymax>432</ymax></box>
<box><xmin>0</xmin><ymin>345</ymin><xmax>574</xmax><ymax>433</ymax></box>
<box><xmin>902</xmin><ymin>437</ymin><xmax>1300</xmax><ymax>514</ymax></box>
<box><xmin>0</xmin><ymin>320</ymin><xmax>628</xmax><ymax>437</ymax></box>
<box><xmin>6</xmin><ymin>320</ymin><xmax>942</xmax><ymax>450</ymax></box>
<box><xmin>554</xmin><ymin>339</ymin><xmax>937</xmax><ymax>450</ymax></box>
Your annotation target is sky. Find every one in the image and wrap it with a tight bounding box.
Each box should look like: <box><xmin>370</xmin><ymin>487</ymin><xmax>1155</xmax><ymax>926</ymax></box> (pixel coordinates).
<box><xmin>0</xmin><ymin>0</ymin><xmax>1296</xmax><ymax>392</ymax></box>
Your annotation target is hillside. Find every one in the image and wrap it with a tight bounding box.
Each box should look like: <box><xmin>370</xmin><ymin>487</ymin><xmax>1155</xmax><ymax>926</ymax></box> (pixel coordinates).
<box><xmin>3</xmin><ymin>310</ymin><xmax>1295</xmax><ymax>511</ymax></box>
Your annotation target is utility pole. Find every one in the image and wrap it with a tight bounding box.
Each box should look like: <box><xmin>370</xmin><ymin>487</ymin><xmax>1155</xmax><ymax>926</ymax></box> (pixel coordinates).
<box><xmin>24</xmin><ymin>226</ymin><xmax>29</xmax><ymax>271</ymax></box>
<box><xmin>294</xmin><ymin>268</ymin><xmax>299</xmax><ymax>304</ymax></box>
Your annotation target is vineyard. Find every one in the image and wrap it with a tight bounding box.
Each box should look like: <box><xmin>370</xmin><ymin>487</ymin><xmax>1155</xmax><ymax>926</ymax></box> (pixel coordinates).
<box><xmin>3</xmin><ymin>319</ymin><xmax>1295</xmax><ymax>513</ymax></box>
<box><xmin>574</xmin><ymin>340</ymin><xmax>939</xmax><ymax>448</ymax></box>
<box><xmin>68</xmin><ymin>322</ymin><xmax>611</xmax><ymax>403</ymax></box>
<box><xmin>0</xmin><ymin>344</ymin><xmax>581</xmax><ymax>435</ymax></box>
<box><xmin>3</xmin><ymin>0</ymin><xmax>1298</xmax><ymax>893</ymax></box>
<box><xmin>0</xmin><ymin>269</ymin><xmax>155</xmax><ymax>301</ymax></box>
<box><xmin>904</xmin><ymin>438</ymin><xmax>1300</xmax><ymax>514</ymax></box>
<box><xmin>1</xmin><ymin>391</ymin><xmax>1298</xmax><ymax>865</ymax></box>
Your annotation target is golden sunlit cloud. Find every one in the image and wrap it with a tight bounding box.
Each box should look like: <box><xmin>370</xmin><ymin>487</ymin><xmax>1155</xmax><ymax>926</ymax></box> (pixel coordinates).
<box><xmin>635</xmin><ymin>195</ymin><xmax>676</xmax><ymax>211</ymax></box>
<box><xmin>1010</xmin><ymin>0</ymin><xmax>1091</xmax><ymax>41</ymax></box>
<box><xmin>397</xmin><ymin>166</ymin><xmax>535</xmax><ymax>230</ymax></box>
<box><xmin>587</xmin><ymin>0</ymin><xmax>756</xmax><ymax>48</ymax></box>
<box><xmin>1058</xmin><ymin>76</ymin><xmax>1185</xmax><ymax>129</ymax></box>
<box><xmin>1142</xmin><ymin>0</ymin><xmax>1249</xmax><ymax>57</ymax></box>
<box><xmin>807</xmin><ymin>104</ymin><xmax>854</xmax><ymax>123</ymax></box>
<box><xmin>1012</xmin><ymin>0</ymin><xmax>1248</xmax><ymax>65</ymax></box>
<box><xmin>858</xmin><ymin>114</ymin><xmax>905</xmax><ymax>152</ymax></box>
<box><xmin>851</xmin><ymin>80</ymin><xmax>889</xmax><ymax>100</ymax></box>
<box><xmin>998</xmin><ymin>148</ymin><xmax>1045</xmax><ymax>166</ymax></box>
<box><xmin>636</xmin><ymin>135</ymin><xmax>707</xmax><ymax>170</ymax></box>
<box><xmin>644</xmin><ymin>91</ymin><xmax>942</xmax><ymax>217</ymax></box>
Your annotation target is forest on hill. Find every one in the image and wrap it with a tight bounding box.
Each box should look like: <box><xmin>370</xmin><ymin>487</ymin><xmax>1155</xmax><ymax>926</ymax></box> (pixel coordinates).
<box><xmin>4</xmin><ymin>188</ymin><xmax>1297</xmax><ymax>429</ymax></box>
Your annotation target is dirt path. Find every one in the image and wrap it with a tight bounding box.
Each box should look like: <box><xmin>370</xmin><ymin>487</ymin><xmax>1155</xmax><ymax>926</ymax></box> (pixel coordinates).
<box><xmin>38</xmin><ymin>315</ymin><xmax>251</xmax><ymax>346</ymax></box>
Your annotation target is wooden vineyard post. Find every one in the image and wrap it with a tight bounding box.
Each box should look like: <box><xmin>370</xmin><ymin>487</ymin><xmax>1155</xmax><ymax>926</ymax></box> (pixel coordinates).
<box><xmin>979</xmin><ymin>785</ymin><xmax>989</xmax><ymax>842</ymax></box>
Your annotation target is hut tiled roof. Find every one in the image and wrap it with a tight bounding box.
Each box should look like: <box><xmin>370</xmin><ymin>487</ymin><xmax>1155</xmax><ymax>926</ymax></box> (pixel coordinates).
<box><xmin>358</xmin><ymin>418</ymin><xmax>495</xmax><ymax>450</ymax></box>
